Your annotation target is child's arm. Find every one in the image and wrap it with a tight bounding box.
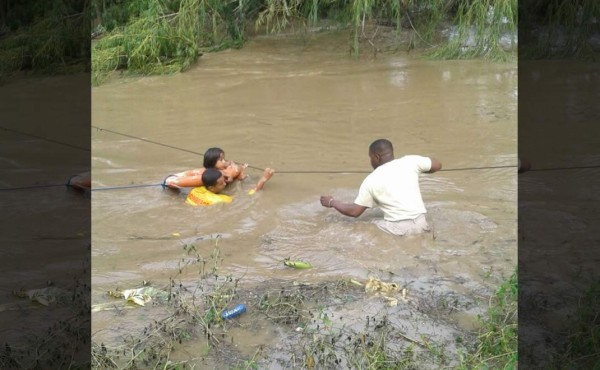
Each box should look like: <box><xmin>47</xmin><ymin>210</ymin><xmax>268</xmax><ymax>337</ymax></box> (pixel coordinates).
<box><xmin>249</xmin><ymin>168</ymin><xmax>274</xmax><ymax>194</ymax></box>
<box><xmin>164</xmin><ymin>168</ymin><xmax>205</xmax><ymax>189</ymax></box>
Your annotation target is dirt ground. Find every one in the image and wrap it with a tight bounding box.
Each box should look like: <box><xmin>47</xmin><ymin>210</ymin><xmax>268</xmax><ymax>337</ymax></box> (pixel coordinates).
<box><xmin>88</xmin><ymin>242</ymin><xmax>499</xmax><ymax>369</ymax></box>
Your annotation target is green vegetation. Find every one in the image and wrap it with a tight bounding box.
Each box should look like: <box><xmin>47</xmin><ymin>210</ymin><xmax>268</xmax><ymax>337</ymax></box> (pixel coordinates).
<box><xmin>457</xmin><ymin>270</ymin><xmax>518</xmax><ymax>369</ymax></box>
<box><xmin>89</xmin><ymin>0</ymin><xmax>519</xmax><ymax>85</ymax></box>
<box><xmin>89</xmin><ymin>234</ymin><xmax>520</xmax><ymax>369</ymax></box>
<box><xmin>92</xmin><ymin>0</ymin><xmax>203</xmax><ymax>85</ymax></box>
<box><xmin>2</xmin><ymin>1</ymin><xmax>595</xmax><ymax>82</ymax></box>
<box><xmin>520</xmin><ymin>0</ymin><xmax>600</xmax><ymax>59</ymax></box>
<box><xmin>0</xmin><ymin>1</ymin><xmax>89</xmax><ymax>82</ymax></box>
<box><xmin>552</xmin><ymin>280</ymin><xmax>600</xmax><ymax>368</ymax></box>
<box><xmin>428</xmin><ymin>0</ymin><xmax>517</xmax><ymax>61</ymax></box>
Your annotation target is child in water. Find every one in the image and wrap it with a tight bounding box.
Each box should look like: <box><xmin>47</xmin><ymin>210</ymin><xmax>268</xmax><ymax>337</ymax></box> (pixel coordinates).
<box><xmin>163</xmin><ymin>147</ymin><xmax>255</xmax><ymax>189</ymax></box>
<box><xmin>185</xmin><ymin>167</ymin><xmax>274</xmax><ymax>206</ymax></box>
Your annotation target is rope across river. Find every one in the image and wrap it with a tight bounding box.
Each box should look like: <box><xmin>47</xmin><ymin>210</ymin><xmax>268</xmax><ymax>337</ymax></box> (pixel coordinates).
<box><xmin>0</xmin><ymin>126</ymin><xmax>596</xmax><ymax>191</ymax></box>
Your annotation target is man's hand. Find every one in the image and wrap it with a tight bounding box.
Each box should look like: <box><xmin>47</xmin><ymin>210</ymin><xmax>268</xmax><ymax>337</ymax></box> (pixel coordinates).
<box><xmin>320</xmin><ymin>196</ymin><xmax>367</xmax><ymax>217</ymax></box>
<box><xmin>425</xmin><ymin>158</ymin><xmax>442</xmax><ymax>173</ymax></box>
<box><xmin>518</xmin><ymin>158</ymin><xmax>531</xmax><ymax>173</ymax></box>
<box><xmin>320</xmin><ymin>195</ymin><xmax>334</xmax><ymax>208</ymax></box>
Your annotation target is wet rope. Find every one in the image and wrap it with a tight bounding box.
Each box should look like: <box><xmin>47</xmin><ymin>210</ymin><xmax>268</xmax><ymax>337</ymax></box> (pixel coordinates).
<box><xmin>86</xmin><ymin>163</ymin><xmax>600</xmax><ymax>191</ymax></box>
<box><xmin>93</xmin><ymin>126</ymin><xmax>520</xmax><ymax>173</ymax></box>
<box><xmin>92</xmin><ymin>127</ymin><xmax>600</xmax><ymax>174</ymax></box>
<box><xmin>91</xmin><ymin>183</ymin><xmax>163</xmax><ymax>191</ymax></box>
<box><xmin>93</xmin><ymin>126</ymin><xmax>204</xmax><ymax>157</ymax></box>
<box><xmin>0</xmin><ymin>179</ymin><xmax>92</xmax><ymax>192</ymax></box>
<box><xmin>93</xmin><ymin>125</ymin><xmax>266</xmax><ymax>172</ymax></box>
<box><xmin>3</xmin><ymin>164</ymin><xmax>599</xmax><ymax>192</ymax></box>
<box><xmin>275</xmin><ymin>165</ymin><xmax>517</xmax><ymax>174</ymax></box>
<box><xmin>0</xmin><ymin>125</ymin><xmax>91</xmax><ymax>152</ymax></box>
<box><xmin>2</xmin><ymin>127</ymin><xmax>593</xmax><ymax>192</ymax></box>
<box><xmin>0</xmin><ymin>183</ymin><xmax>69</xmax><ymax>191</ymax></box>
<box><xmin>528</xmin><ymin>165</ymin><xmax>600</xmax><ymax>172</ymax></box>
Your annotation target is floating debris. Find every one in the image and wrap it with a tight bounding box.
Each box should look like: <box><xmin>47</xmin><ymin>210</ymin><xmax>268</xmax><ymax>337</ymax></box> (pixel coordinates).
<box><xmin>107</xmin><ymin>287</ymin><xmax>168</xmax><ymax>307</ymax></box>
<box><xmin>283</xmin><ymin>258</ymin><xmax>312</xmax><ymax>269</ymax></box>
<box><xmin>13</xmin><ymin>287</ymin><xmax>70</xmax><ymax>306</ymax></box>
<box><xmin>364</xmin><ymin>277</ymin><xmax>400</xmax><ymax>295</ymax></box>
<box><xmin>349</xmin><ymin>277</ymin><xmax>407</xmax><ymax>307</ymax></box>
<box><xmin>221</xmin><ymin>303</ymin><xmax>246</xmax><ymax>320</ymax></box>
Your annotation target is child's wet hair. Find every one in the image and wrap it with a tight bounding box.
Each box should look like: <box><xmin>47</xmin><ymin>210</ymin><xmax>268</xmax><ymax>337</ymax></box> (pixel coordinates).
<box><xmin>203</xmin><ymin>147</ymin><xmax>224</xmax><ymax>168</ymax></box>
<box><xmin>201</xmin><ymin>168</ymin><xmax>222</xmax><ymax>187</ymax></box>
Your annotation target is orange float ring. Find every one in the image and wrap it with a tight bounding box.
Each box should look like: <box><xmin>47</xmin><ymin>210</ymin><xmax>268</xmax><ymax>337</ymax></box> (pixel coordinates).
<box><xmin>163</xmin><ymin>163</ymin><xmax>245</xmax><ymax>189</ymax></box>
<box><xmin>163</xmin><ymin>168</ymin><xmax>206</xmax><ymax>189</ymax></box>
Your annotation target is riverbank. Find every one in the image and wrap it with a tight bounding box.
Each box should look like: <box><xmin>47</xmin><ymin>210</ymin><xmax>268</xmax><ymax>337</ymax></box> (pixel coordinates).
<box><xmin>89</xmin><ymin>238</ymin><xmax>516</xmax><ymax>369</ymax></box>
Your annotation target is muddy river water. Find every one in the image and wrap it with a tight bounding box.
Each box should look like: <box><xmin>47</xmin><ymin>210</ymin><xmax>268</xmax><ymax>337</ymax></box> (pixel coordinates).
<box><xmin>91</xmin><ymin>33</ymin><xmax>517</xmax><ymax>365</ymax></box>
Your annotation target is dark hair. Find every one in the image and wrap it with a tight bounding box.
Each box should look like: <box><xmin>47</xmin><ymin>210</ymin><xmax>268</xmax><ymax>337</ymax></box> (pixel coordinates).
<box><xmin>201</xmin><ymin>168</ymin><xmax>222</xmax><ymax>187</ymax></box>
<box><xmin>203</xmin><ymin>147</ymin><xmax>224</xmax><ymax>168</ymax></box>
<box><xmin>369</xmin><ymin>139</ymin><xmax>393</xmax><ymax>155</ymax></box>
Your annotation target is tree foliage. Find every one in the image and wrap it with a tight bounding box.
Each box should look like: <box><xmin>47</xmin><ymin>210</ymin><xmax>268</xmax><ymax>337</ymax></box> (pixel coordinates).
<box><xmin>89</xmin><ymin>0</ymin><xmax>521</xmax><ymax>85</ymax></box>
<box><xmin>0</xmin><ymin>0</ymin><xmax>89</xmax><ymax>81</ymax></box>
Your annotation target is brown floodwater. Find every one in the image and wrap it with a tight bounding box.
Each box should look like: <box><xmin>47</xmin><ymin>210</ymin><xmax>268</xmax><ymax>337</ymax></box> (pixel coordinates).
<box><xmin>518</xmin><ymin>59</ymin><xmax>600</xmax><ymax>366</ymax></box>
<box><xmin>91</xmin><ymin>33</ymin><xmax>517</xmax><ymax>363</ymax></box>
<box><xmin>0</xmin><ymin>74</ymin><xmax>90</xmax><ymax>365</ymax></box>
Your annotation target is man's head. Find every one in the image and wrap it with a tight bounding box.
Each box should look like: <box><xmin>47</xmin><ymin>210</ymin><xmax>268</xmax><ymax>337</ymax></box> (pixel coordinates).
<box><xmin>368</xmin><ymin>139</ymin><xmax>394</xmax><ymax>169</ymax></box>
<box><xmin>201</xmin><ymin>168</ymin><xmax>227</xmax><ymax>193</ymax></box>
<box><xmin>203</xmin><ymin>148</ymin><xmax>226</xmax><ymax>169</ymax></box>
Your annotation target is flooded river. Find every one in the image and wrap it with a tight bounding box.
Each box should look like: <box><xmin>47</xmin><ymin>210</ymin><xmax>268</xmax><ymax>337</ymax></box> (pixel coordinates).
<box><xmin>91</xmin><ymin>33</ymin><xmax>517</xmax><ymax>365</ymax></box>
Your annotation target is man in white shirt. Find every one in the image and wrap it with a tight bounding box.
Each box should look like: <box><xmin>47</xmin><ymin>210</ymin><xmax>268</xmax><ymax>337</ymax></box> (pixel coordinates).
<box><xmin>320</xmin><ymin>139</ymin><xmax>442</xmax><ymax>236</ymax></box>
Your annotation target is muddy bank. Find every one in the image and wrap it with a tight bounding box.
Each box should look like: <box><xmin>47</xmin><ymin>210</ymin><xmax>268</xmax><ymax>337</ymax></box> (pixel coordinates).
<box><xmin>91</xmin><ymin>238</ymin><xmax>505</xmax><ymax>369</ymax></box>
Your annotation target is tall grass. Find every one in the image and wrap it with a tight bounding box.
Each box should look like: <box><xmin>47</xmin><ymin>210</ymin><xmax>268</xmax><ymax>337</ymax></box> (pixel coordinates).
<box><xmin>551</xmin><ymin>281</ymin><xmax>600</xmax><ymax>368</ymax></box>
<box><xmin>520</xmin><ymin>0</ymin><xmax>600</xmax><ymax>59</ymax></box>
<box><xmin>91</xmin><ymin>0</ymin><xmax>521</xmax><ymax>85</ymax></box>
<box><xmin>429</xmin><ymin>0</ymin><xmax>517</xmax><ymax>61</ymax></box>
<box><xmin>92</xmin><ymin>0</ymin><xmax>202</xmax><ymax>85</ymax></box>
<box><xmin>0</xmin><ymin>1</ymin><xmax>88</xmax><ymax>81</ymax></box>
<box><xmin>457</xmin><ymin>270</ymin><xmax>518</xmax><ymax>369</ymax></box>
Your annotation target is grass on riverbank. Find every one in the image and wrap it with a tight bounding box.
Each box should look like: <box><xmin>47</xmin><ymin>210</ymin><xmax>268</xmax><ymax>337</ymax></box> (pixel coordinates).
<box><xmin>551</xmin><ymin>280</ymin><xmax>600</xmax><ymax>368</ymax></box>
<box><xmin>427</xmin><ymin>0</ymin><xmax>517</xmax><ymax>62</ymax></box>
<box><xmin>92</xmin><ymin>0</ymin><xmax>202</xmax><ymax>86</ymax></box>
<box><xmin>91</xmin><ymin>235</ymin><xmax>519</xmax><ymax>369</ymax></box>
<box><xmin>519</xmin><ymin>0</ymin><xmax>600</xmax><ymax>60</ymax></box>
<box><xmin>457</xmin><ymin>270</ymin><xmax>518</xmax><ymax>369</ymax></box>
<box><xmin>0</xmin><ymin>3</ymin><xmax>88</xmax><ymax>83</ymax></box>
<box><xmin>90</xmin><ymin>0</ymin><xmax>519</xmax><ymax>85</ymax></box>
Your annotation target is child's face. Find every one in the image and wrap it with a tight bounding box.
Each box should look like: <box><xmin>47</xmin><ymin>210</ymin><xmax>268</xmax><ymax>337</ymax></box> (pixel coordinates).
<box><xmin>208</xmin><ymin>174</ymin><xmax>227</xmax><ymax>193</ymax></box>
<box><xmin>215</xmin><ymin>152</ymin><xmax>228</xmax><ymax>170</ymax></box>
<box><xmin>222</xmin><ymin>163</ymin><xmax>240</xmax><ymax>184</ymax></box>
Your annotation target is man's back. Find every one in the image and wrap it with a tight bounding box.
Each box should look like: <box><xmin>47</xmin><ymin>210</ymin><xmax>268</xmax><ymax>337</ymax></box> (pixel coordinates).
<box><xmin>355</xmin><ymin>155</ymin><xmax>431</xmax><ymax>221</ymax></box>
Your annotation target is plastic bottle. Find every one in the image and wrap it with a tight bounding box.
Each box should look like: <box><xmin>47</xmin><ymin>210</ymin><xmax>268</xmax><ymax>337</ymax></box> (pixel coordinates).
<box><xmin>221</xmin><ymin>303</ymin><xmax>246</xmax><ymax>320</ymax></box>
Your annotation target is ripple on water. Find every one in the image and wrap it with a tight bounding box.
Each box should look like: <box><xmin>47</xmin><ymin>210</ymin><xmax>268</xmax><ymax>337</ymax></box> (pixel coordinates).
<box><xmin>92</xmin><ymin>271</ymin><xmax>143</xmax><ymax>286</ymax></box>
<box><xmin>258</xmin><ymin>197</ymin><xmax>462</xmax><ymax>277</ymax></box>
<box><xmin>429</xmin><ymin>206</ymin><xmax>498</xmax><ymax>238</ymax></box>
<box><xmin>91</xmin><ymin>244</ymin><xmax>120</xmax><ymax>257</ymax></box>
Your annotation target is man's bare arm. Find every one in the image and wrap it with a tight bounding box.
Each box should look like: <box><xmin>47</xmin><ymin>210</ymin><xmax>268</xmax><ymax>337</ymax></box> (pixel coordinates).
<box><xmin>320</xmin><ymin>196</ymin><xmax>367</xmax><ymax>218</ymax></box>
